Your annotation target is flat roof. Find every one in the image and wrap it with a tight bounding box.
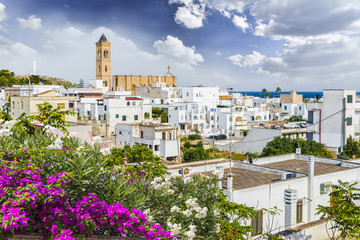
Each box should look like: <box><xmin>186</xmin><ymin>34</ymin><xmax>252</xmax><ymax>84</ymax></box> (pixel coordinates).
<box><xmin>221</xmin><ymin>168</ymin><xmax>281</xmax><ymax>190</ymax></box>
<box><xmin>262</xmin><ymin>159</ymin><xmax>357</xmax><ymax>176</ymax></box>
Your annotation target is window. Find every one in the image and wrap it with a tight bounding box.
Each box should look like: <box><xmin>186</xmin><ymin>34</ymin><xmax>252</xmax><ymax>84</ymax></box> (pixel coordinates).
<box><xmin>229</xmin><ymin>117</ymin><xmax>232</xmax><ymax>122</ymax></box>
<box><xmin>134</xmin><ymin>115</ymin><xmax>138</xmax><ymax>120</ymax></box>
<box><xmin>116</xmin><ymin>114</ymin><xmax>119</xmax><ymax>118</ymax></box>
<box><xmin>141</xmin><ymin>131</ymin><xmax>144</xmax><ymax>138</ymax></box>
<box><xmin>162</xmin><ymin>132</ymin><xmax>166</xmax><ymax>140</ymax></box>
<box><xmin>186</xmin><ymin>92</ymin><xmax>189</xmax><ymax>96</ymax></box>
<box><xmin>104</xmin><ymin>105</ymin><xmax>107</xmax><ymax>111</ymax></box>
<box><xmin>211</xmin><ymin>116</ymin><xmax>214</xmax><ymax>120</ymax></box>
<box><xmin>119</xmin><ymin>131</ymin><xmax>122</xmax><ymax>135</ymax></box>
<box><xmin>347</xmin><ymin>95</ymin><xmax>353</xmax><ymax>103</ymax></box>
<box><xmin>180</xmin><ymin>124</ymin><xmax>185</xmax><ymax>130</ymax></box>
<box><xmin>69</xmin><ymin>103</ymin><xmax>74</xmax><ymax>108</ymax></box>
<box><xmin>347</xmin><ymin>117</ymin><xmax>352</xmax><ymax>126</ymax></box>
<box><xmin>284</xmin><ymin>106</ymin><xmax>287</xmax><ymax>110</ymax></box>
<box><xmin>122</xmin><ymin>115</ymin><xmax>126</xmax><ymax>121</ymax></box>
<box><xmin>98</xmin><ymin>115</ymin><xmax>101</xmax><ymax>120</ymax></box>
<box><xmin>132</xmin><ymin>101</ymin><xmax>136</xmax><ymax>106</ymax></box>
<box><xmin>155</xmin><ymin>145</ymin><xmax>159</xmax><ymax>151</ymax></box>
<box><xmin>21</xmin><ymin>102</ymin><xmax>23</xmax><ymax>109</ymax></box>
<box><xmin>252</xmin><ymin>209</ymin><xmax>263</xmax><ymax>235</ymax></box>
<box><xmin>127</xmin><ymin>102</ymin><xmax>130</xmax><ymax>106</ymax></box>
<box><xmin>105</xmin><ymin>65</ymin><xmax>107</xmax><ymax>72</ymax></box>
<box><xmin>264</xmin><ymin>116</ymin><xmax>266</xmax><ymax>120</ymax></box>
<box><xmin>297</xmin><ymin>199</ymin><xmax>303</xmax><ymax>223</ymax></box>
<box><xmin>299</xmin><ymin>106</ymin><xmax>302</xmax><ymax>110</ymax></box>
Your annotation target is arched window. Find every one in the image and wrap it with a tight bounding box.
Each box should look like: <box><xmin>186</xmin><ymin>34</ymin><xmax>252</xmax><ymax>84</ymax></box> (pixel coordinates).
<box><xmin>105</xmin><ymin>65</ymin><xmax>107</xmax><ymax>72</ymax></box>
<box><xmin>127</xmin><ymin>102</ymin><xmax>130</xmax><ymax>106</ymax></box>
<box><xmin>98</xmin><ymin>65</ymin><xmax>101</xmax><ymax>73</ymax></box>
<box><xmin>104</xmin><ymin>50</ymin><xmax>109</xmax><ymax>58</ymax></box>
<box><xmin>132</xmin><ymin>101</ymin><xmax>136</xmax><ymax>106</ymax></box>
<box><xmin>98</xmin><ymin>51</ymin><xmax>101</xmax><ymax>58</ymax></box>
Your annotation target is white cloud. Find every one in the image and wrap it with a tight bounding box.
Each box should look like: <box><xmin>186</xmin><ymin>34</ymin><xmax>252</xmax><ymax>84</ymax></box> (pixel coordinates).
<box><xmin>258</xmin><ymin>34</ymin><xmax>360</xmax><ymax>87</ymax></box>
<box><xmin>228</xmin><ymin>51</ymin><xmax>265</xmax><ymax>67</ymax></box>
<box><xmin>154</xmin><ymin>35</ymin><xmax>204</xmax><ymax>66</ymax></box>
<box><xmin>251</xmin><ymin>0</ymin><xmax>360</xmax><ymax>38</ymax></box>
<box><xmin>0</xmin><ymin>3</ymin><xmax>8</xmax><ymax>30</ymax></box>
<box><xmin>232</xmin><ymin>15</ymin><xmax>250</xmax><ymax>32</ymax></box>
<box><xmin>0</xmin><ymin>37</ymin><xmax>37</xmax><ymax>74</ymax></box>
<box><xmin>173</xmin><ymin>2</ymin><xmax>206</xmax><ymax>29</ymax></box>
<box><xmin>17</xmin><ymin>15</ymin><xmax>42</xmax><ymax>31</ymax></box>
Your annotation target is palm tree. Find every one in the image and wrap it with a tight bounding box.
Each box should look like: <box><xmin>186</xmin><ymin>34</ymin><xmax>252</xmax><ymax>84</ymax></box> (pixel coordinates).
<box><xmin>262</xmin><ymin>88</ymin><xmax>267</xmax><ymax>98</ymax></box>
<box><xmin>275</xmin><ymin>87</ymin><xmax>281</xmax><ymax>97</ymax></box>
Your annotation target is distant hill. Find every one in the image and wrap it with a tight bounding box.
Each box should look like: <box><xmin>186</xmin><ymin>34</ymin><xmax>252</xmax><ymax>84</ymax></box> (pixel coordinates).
<box><xmin>0</xmin><ymin>69</ymin><xmax>77</xmax><ymax>89</ymax></box>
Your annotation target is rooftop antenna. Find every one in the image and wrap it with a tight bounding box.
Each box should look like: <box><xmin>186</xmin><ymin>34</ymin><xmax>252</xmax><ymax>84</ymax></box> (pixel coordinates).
<box><xmin>33</xmin><ymin>60</ymin><xmax>37</xmax><ymax>75</ymax></box>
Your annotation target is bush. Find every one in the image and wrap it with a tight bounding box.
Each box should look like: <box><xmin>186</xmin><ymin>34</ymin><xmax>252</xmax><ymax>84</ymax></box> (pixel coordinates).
<box><xmin>261</xmin><ymin>136</ymin><xmax>334</xmax><ymax>158</ymax></box>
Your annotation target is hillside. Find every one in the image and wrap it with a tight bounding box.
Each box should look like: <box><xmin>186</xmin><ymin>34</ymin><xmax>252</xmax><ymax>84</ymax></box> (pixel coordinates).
<box><xmin>0</xmin><ymin>69</ymin><xmax>77</xmax><ymax>88</ymax></box>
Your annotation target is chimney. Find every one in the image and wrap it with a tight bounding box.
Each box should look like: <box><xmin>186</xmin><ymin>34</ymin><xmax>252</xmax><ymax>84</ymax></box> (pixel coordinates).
<box><xmin>227</xmin><ymin>173</ymin><xmax>234</xmax><ymax>202</ymax></box>
<box><xmin>216</xmin><ymin>166</ymin><xmax>224</xmax><ymax>189</ymax></box>
<box><xmin>284</xmin><ymin>189</ymin><xmax>297</xmax><ymax>230</ymax></box>
<box><xmin>307</xmin><ymin>156</ymin><xmax>315</xmax><ymax>222</ymax></box>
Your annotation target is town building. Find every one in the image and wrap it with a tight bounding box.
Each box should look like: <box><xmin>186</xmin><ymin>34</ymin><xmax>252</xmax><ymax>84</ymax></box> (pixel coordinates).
<box><xmin>96</xmin><ymin>34</ymin><xmax>111</xmax><ymax>90</ymax></box>
<box><xmin>11</xmin><ymin>90</ymin><xmax>77</xmax><ymax>123</ymax></box>
<box><xmin>307</xmin><ymin>89</ymin><xmax>360</xmax><ymax>153</ymax></box>
<box><xmin>167</xmin><ymin>154</ymin><xmax>360</xmax><ymax>239</ymax></box>
<box><xmin>96</xmin><ymin>95</ymin><xmax>152</xmax><ymax>138</ymax></box>
<box><xmin>115</xmin><ymin>122</ymin><xmax>180</xmax><ymax>161</ymax></box>
<box><xmin>112</xmin><ymin>66</ymin><xmax>177</xmax><ymax>94</ymax></box>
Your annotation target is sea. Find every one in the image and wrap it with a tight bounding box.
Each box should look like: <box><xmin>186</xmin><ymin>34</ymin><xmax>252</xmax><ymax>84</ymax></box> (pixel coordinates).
<box><xmin>229</xmin><ymin>91</ymin><xmax>324</xmax><ymax>99</ymax></box>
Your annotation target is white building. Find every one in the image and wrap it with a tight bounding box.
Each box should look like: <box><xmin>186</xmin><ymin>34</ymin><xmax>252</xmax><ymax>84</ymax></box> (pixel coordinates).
<box><xmin>17</xmin><ymin>85</ymin><xmax>65</xmax><ymax>97</ymax></box>
<box><xmin>307</xmin><ymin>89</ymin><xmax>360</xmax><ymax>153</ymax></box>
<box><xmin>97</xmin><ymin>96</ymin><xmax>152</xmax><ymax>138</ymax></box>
<box><xmin>168</xmin><ymin>102</ymin><xmax>214</xmax><ymax>135</ymax></box>
<box><xmin>115</xmin><ymin>122</ymin><xmax>180</xmax><ymax>161</ymax></box>
<box><xmin>281</xmin><ymin>103</ymin><xmax>308</xmax><ymax>120</ymax></box>
<box><xmin>167</xmin><ymin>154</ymin><xmax>360</xmax><ymax>239</ymax></box>
<box><xmin>179</xmin><ymin>87</ymin><xmax>219</xmax><ymax>109</ymax></box>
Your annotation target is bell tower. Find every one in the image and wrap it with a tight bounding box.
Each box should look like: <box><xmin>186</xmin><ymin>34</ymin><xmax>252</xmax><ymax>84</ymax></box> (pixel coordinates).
<box><xmin>96</xmin><ymin>33</ymin><xmax>111</xmax><ymax>90</ymax></box>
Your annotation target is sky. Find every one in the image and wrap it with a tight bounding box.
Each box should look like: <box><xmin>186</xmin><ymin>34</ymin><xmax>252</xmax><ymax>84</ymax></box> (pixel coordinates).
<box><xmin>0</xmin><ymin>0</ymin><xmax>360</xmax><ymax>91</ymax></box>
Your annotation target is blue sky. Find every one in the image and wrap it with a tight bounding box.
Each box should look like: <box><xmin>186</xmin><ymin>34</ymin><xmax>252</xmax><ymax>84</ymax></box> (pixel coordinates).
<box><xmin>0</xmin><ymin>0</ymin><xmax>360</xmax><ymax>90</ymax></box>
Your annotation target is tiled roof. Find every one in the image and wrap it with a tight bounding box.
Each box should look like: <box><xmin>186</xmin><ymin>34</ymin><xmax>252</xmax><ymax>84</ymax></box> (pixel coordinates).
<box><xmin>125</xmin><ymin>97</ymin><xmax>142</xmax><ymax>100</ymax></box>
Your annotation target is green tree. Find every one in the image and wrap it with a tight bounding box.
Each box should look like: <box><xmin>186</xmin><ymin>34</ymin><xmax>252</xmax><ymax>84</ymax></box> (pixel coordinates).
<box><xmin>108</xmin><ymin>144</ymin><xmax>167</xmax><ymax>178</ymax></box>
<box><xmin>183</xmin><ymin>140</ymin><xmax>191</xmax><ymax>149</ymax></box>
<box><xmin>317</xmin><ymin>180</ymin><xmax>360</xmax><ymax>239</ymax></box>
<box><xmin>341</xmin><ymin>136</ymin><xmax>360</xmax><ymax>159</ymax></box>
<box><xmin>262</xmin><ymin>88</ymin><xmax>267</xmax><ymax>98</ymax></box>
<box><xmin>29</xmin><ymin>102</ymin><xmax>76</xmax><ymax>134</ymax></box>
<box><xmin>161</xmin><ymin>111</ymin><xmax>168</xmax><ymax>123</ymax></box>
<box><xmin>261</xmin><ymin>136</ymin><xmax>333</xmax><ymax>158</ymax></box>
<box><xmin>275</xmin><ymin>87</ymin><xmax>281</xmax><ymax>93</ymax></box>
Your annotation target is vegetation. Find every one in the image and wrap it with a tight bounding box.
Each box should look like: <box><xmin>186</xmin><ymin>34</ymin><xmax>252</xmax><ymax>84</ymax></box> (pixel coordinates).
<box><xmin>152</xmin><ymin>107</ymin><xmax>168</xmax><ymax>123</ymax></box>
<box><xmin>261</xmin><ymin>136</ymin><xmax>334</xmax><ymax>158</ymax></box>
<box><xmin>341</xmin><ymin>136</ymin><xmax>360</xmax><ymax>159</ymax></box>
<box><xmin>317</xmin><ymin>180</ymin><xmax>360</xmax><ymax>239</ymax></box>
<box><xmin>182</xmin><ymin>141</ymin><xmax>210</xmax><ymax>162</ymax></box>
<box><xmin>0</xmin><ymin>105</ymin><xmax>258</xmax><ymax>240</ymax></box>
<box><xmin>0</xmin><ymin>69</ymin><xmax>76</xmax><ymax>88</ymax></box>
<box><xmin>29</xmin><ymin>102</ymin><xmax>76</xmax><ymax>134</ymax></box>
<box><xmin>285</xmin><ymin>115</ymin><xmax>306</xmax><ymax>122</ymax></box>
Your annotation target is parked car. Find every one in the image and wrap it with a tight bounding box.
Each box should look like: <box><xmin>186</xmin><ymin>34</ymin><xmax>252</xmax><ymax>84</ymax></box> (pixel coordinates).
<box><xmin>207</xmin><ymin>134</ymin><xmax>227</xmax><ymax>140</ymax></box>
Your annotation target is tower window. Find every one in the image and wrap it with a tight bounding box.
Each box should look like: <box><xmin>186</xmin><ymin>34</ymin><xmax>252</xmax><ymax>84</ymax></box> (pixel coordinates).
<box><xmin>105</xmin><ymin>65</ymin><xmax>107</xmax><ymax>72</ymax></box>
<box><xmin>104</xmin><ymin>50</ymin><xmax>109</xmax><ymax>58</ymax></box>
<box><xmin>98</xmin><ymin>51</ymin><xmax>101</xmax><ymax>58</ymax></box>
<box><xmin>98</xmin><ymin>65</ymin><xmax>101</xmax><ymax>73</ymax></box>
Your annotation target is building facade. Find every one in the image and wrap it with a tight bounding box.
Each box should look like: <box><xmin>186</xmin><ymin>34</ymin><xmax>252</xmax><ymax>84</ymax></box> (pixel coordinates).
<box><xmin>96</xmin><ymin>34</ymin><xmax>111</xmax><ymax>90</ymax></box>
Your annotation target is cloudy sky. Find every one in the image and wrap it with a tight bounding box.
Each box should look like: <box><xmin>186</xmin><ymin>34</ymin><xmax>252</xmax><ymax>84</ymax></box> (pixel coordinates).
<box><xmin>0</xmin><ymin>0</ymin><xmax>360</xmax><ymax>91</ymax></box>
